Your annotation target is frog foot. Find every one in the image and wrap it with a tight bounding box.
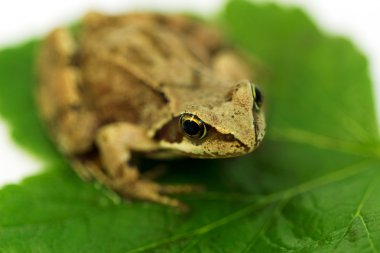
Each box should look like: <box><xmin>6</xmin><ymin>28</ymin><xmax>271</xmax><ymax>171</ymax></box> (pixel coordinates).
<box><xmin>116</xmin><ymin>180</ymin><xmax>203</xmax><ymax>211</ymax></box>
<box><xmin>72</xmin><ymin>159</ymin><xmax>202</xmax><ymax>211</ymax></box>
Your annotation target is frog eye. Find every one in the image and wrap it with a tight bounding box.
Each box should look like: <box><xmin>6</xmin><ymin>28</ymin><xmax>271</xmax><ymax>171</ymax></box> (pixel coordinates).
<box><xmin>250</xmin><ymin>83</ymin><xmax>263</xmax><ymax>109</ymax></box>
<box><xmin>179</xmin><ymin>113</ymin><xmax>207</xmax><ymax>140</ymax></box>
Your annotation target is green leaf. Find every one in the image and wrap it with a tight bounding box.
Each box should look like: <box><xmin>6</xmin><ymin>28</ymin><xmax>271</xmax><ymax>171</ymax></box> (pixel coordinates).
<box><xmin>1</xmin><ymin>1</ymin><xmax>380</xmax><ymax>252</ymax></box>
<box><xmin>0</xmin><ymin>41</ymin><xmax>61</xmax><ymax>163</ymax></box>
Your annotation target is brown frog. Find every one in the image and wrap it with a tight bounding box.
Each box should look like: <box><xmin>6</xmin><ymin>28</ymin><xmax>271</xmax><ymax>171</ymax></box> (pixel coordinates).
<box><xmin>36</xmin><ymin>12</ymin><xmax>265</xmax><ymax>210</ymax></box>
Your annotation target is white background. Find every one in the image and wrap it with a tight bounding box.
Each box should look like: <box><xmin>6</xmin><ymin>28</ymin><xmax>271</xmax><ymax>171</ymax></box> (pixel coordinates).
<box><xmin>1</xmin><ymin>0</ymin><xmax>380</xmax><ymax>186</ymax></box>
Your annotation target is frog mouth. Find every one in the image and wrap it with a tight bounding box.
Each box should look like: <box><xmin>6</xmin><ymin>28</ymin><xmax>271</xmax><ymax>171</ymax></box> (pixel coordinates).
<box><xmin>188</xmin><ymin>131</ymin><xmax>251</xmax><ymax>158</ymax></box>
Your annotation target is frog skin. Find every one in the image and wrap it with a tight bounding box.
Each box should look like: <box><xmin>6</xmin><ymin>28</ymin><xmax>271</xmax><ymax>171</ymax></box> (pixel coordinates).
<box><xmin>36</xmin><ymin>12</ymin><xmax>265</xmax><ymax>210</ymax></box>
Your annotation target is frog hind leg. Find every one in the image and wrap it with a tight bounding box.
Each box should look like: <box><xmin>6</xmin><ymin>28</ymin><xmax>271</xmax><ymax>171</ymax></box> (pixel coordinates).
<box><xmin>93</xmin><ymin>122</ymin><xmax>198</xmax><ymax>211</ymax></box>
<box><xmin>37</xmin><ymin>28</ymin><xmax>98</xmax><ymax>155</ymax></box>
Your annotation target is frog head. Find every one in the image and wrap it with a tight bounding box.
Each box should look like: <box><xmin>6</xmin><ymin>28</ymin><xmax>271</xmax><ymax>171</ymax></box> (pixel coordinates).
<box><xmin>155</xmin><ymin>80</ymin><xmax>265</xmax><ymax>158</ymax></box>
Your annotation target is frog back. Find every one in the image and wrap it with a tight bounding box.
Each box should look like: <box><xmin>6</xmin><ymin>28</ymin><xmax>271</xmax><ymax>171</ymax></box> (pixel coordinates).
<box><xmin>79</xmin><ymin>12</ymin><xmax>224</xmax><ymax>127</ymax></box>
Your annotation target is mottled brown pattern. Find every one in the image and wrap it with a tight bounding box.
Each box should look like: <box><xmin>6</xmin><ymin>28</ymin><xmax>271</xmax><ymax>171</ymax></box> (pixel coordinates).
<box><xmin>36</xmin><ymin>12</ymin><xmax>265</xmax><ymax>209</ymax></box>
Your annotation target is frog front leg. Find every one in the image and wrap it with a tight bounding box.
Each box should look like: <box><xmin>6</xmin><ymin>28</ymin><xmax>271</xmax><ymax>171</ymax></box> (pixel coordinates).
<box><xmin>95</xmin><ymin>122</ymin><xmax>194</xmax><ymax>210</ymax></box>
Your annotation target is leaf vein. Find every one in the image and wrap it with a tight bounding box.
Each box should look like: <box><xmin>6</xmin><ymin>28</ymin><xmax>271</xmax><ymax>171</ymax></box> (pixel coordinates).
<box><xmin>359</xmin><ymin>214</ymin><xmax>378</xmax><ymax>253</ymax></box>
<box><xmin>270</xmin><ymin>127</ymin><xmax>380</xmax><ymax>158</ymax></box>
<box><xmin>242</xmin><ymin>198</ymin><xmax>292</xmax><ymax>253</ymax></box>
<box><xmin>333</xmin><ymin>170</ymin><xmax>380</xmax><ymax>251</ymax></box>
<box><xmin>124</xmin><ymin>160</ymin><xmax>375</xmax><ymax>253</ymax></box>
